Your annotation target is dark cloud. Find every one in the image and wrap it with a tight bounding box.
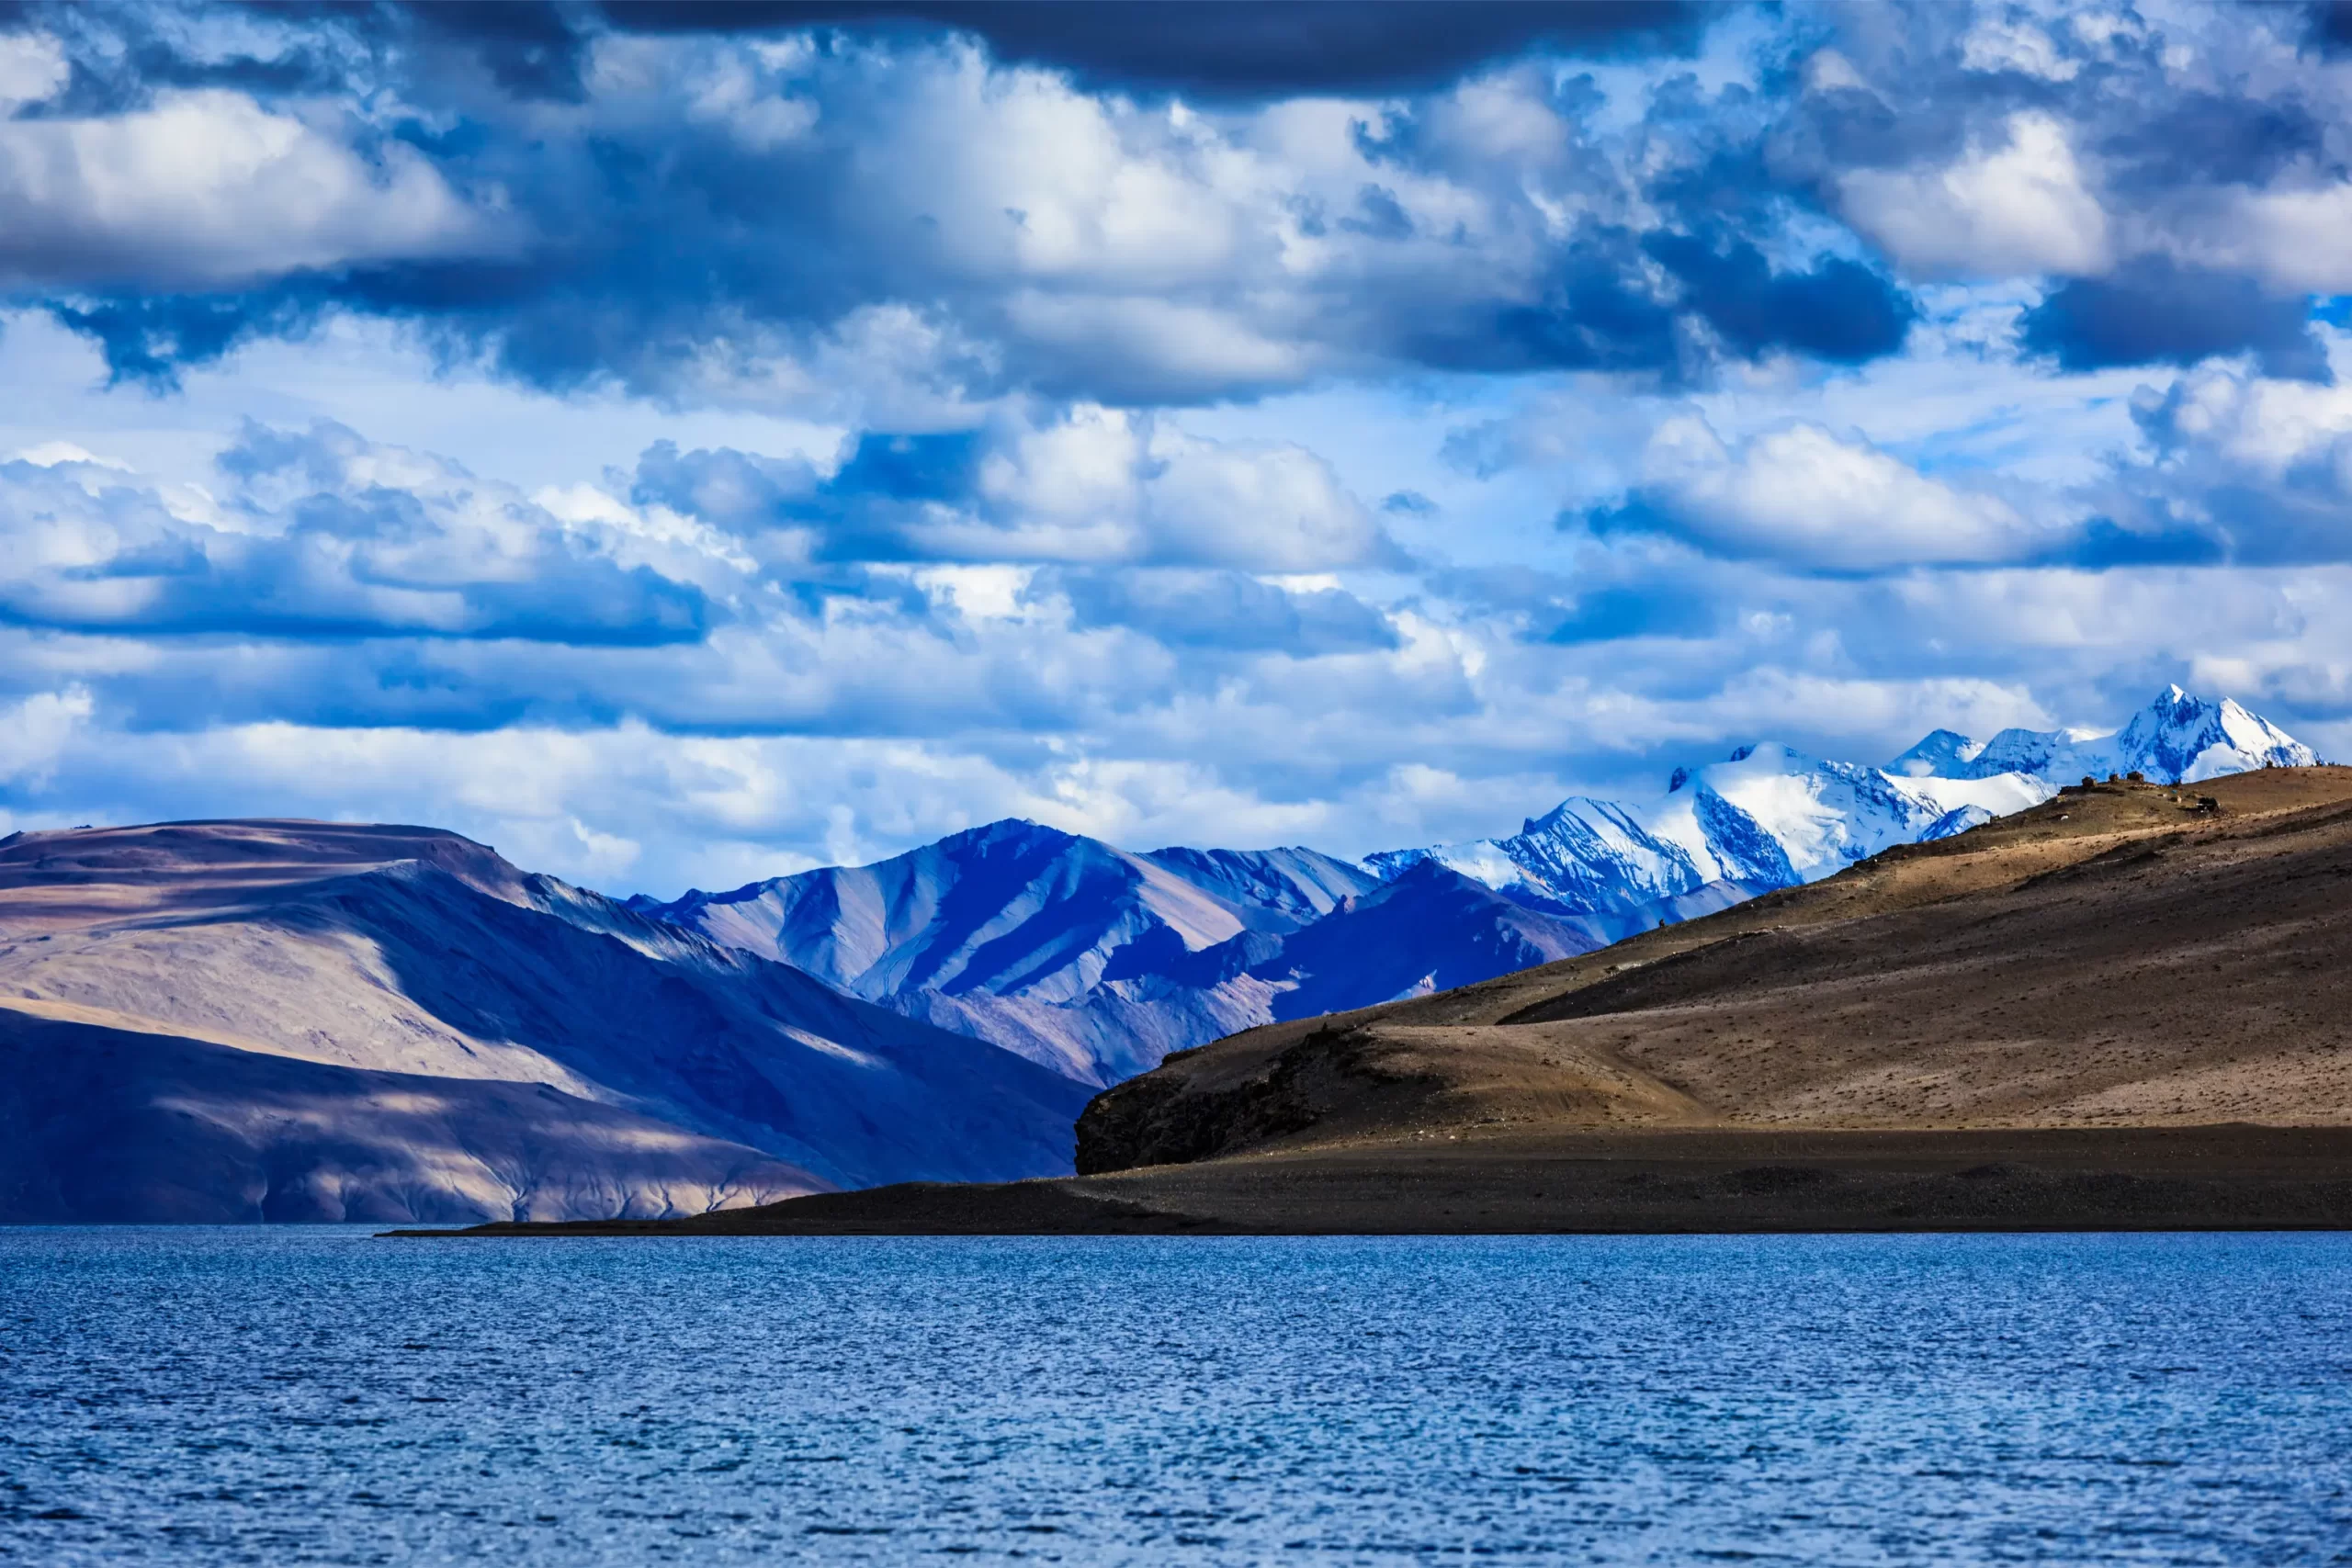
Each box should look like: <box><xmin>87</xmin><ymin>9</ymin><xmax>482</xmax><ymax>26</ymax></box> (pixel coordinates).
<box><xmin>213</xmin><ymin>1</ymin><xmax>587</xmax><ymax>100</ymax></box>
<box><xmin>2018</xmin><ymin>258</ymin><xmax>2329</xmax><ymax>383</ymax></box>
<box><xmin>44</xmin><ymin>294</ymin><xmax>323</xmax><ymax>389</ymax></box>
<box><xmin>406</xmin><ymin>1</ymin><xmax>587</xmax><ymax>100</ymax></box>
<box><xmin>1645</xmin><ymin>231</ymin><xmax>1915</xmax><ymax>363</ymax></box>
<box><xmin>1419</xmin><ymin>232</ymin><xmax>1681</xmax><ymax>376</ymax></box>
<box><xmin>1408</xmin><ymin>224</ymin><xmax>1914</xmax><ymax>378</ymax></box>
<box><xmin>1054</xmin><ymin>569</ymin><xmax>1398</xmax><ymax>655</ymax></box>
<box><xmin>594</xmin><ymin>2</ymin><xmax>1713</xmax><ymax>97</ymax></box>
<box><xmin>32</xmin><ymin>45</ymin><xmax>347</xmax><ymax>117</ymax></box>
<box><xmin>2097</xmin><ymin>91</ymin><xmax>2329</xmax><ymax>191</ymax></box>
<box><xmin>2307</xmin><ymin>1</ymin><xmax>2352</xmax><ymax>55</ymax></box>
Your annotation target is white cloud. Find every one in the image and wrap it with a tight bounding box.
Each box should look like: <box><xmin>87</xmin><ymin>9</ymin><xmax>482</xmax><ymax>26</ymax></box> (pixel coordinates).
<box><xmin>0</xmin><ymin>686</ymin><xmax>92</xmax><ymax>785</ymax></box>
<box><xmin>0</xmin><ymin>32</ymin><xmax>67</xmax><ymax>114</ymax></box>
<box><xmin>1630</xmin><ymin>416</ymin><xmax>2048</xmax><ymax>570</ymax></box>
<box><xmin>1959</xmin><ymin>18</ymin><xmax>2079</xmax><ymax>82</ymax></box>
<box><xmin>2166</xmin><ymin>181</ymin><xmax>2352</xmax><ymax>295</ymax></box>
<box><xmin>0</xmin><ymin>91</ymin><xmax>494</xmax><ymax>288</ymax></box>
<box><xmin>932</xmin><ymin>404</ymin><xmax>1391</xmax><ymax>570</ymax></box>
<box><xmin>1838</xmin><ymin>112</ymin><xmax>2110</xmax><ymax>279</ymax></box>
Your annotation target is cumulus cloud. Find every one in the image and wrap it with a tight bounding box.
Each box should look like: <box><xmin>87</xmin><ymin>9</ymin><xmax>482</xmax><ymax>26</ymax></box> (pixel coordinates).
<box><xmin>1838</xmin><ymin>112</ymin><xmax>2111</xmax><ymax>280</ymax></box>
<box><xmin>2097</xmin><ymin>362</ymin><xmax>2352</xmax><ymax>564</ymax></box>
<box><xmin>632</xmin><ymin>405</ymin><xmax>1397</xmax><ymax>570</ymax></box>
<box><xmin>0</xmin><ymin>684</ymin><xmax>92</xmax><ymax>786</ymax></box>
<box><xmin>0</xmin><ymin>85</ymin><xmax>492</xmax><ymax>290</ymax></box>
<box><xmin>0</xmin><ymin>29</ymin><xmax>68</xmax><ymax>111</ymax></box>
<box><xmin>0</xmin><ymin>423</ymin><xmax>708</xmax><ymax>642</ymax></box>
<box><xmin>0</xmin><ymin>1</ymin><xmax>2342</xmax><ymax>400</ymax></box>
<box><xmin>0</xmin><ymin>409</ymin><xmax>1417</xmax><ymax>754</ymax></box>
<box><xmin>1594</xmin><ymin>416</ymin><xmax>2052</xmax><ymax>571</ymax></box>
<box><xmin>0</xmin><ymin>6</ymin><xmax>1925</xmax><ymax>405</ymax></box>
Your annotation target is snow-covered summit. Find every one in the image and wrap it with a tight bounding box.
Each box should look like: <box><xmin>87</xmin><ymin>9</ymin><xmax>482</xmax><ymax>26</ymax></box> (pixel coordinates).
<box><xmin>1374</xmin><ymin>739</ymin><xmax>2052</xmax><ymax>930</ymax></box>
<box><xmin>2104</xmin><ymin>686</ymin><xmax>2319</xmax><ymax>782</ymax></box>
<box><xmin>1364</xmin><ymin>687</ymin><xmax>2313</xmax><ymax>930</ymax></box>
<box><xmin>1889</xmin><ymin>686</ymin><xmax>2319</xmax><ymax>785</ymax></box>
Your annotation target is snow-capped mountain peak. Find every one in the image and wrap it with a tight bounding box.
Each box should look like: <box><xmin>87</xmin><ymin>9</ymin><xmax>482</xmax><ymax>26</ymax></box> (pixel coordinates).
<box><xmin>1361</xmin><ymin>685</ymin><xmax>2314</xmax><ymax>931</ymax></box>
<box><xmin>2107</xmin><ymin>686</ymin><xmax>2316</xmax><ymax>783</ymax></box>
<box><xmin>1889</xmin><ymin>728</ymin><xmax>1988</xmax><ymax>777</ymax></box>
<box><xmin>1889</xmin><ymin>686</ymin><xmax>2320</xmax><ymax>786</ymax></box>
<box><xmin>1369</xmin><ymin>736</ymin><xmax>2054</xmax><ymax>938</ymax></box>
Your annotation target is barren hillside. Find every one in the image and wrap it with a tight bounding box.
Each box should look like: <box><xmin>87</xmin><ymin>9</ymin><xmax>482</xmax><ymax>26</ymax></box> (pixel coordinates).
<box><xmin>1074</xmin><ymin>767</ymin><xmax>2352</xmax><ymax>1171</ymax></box>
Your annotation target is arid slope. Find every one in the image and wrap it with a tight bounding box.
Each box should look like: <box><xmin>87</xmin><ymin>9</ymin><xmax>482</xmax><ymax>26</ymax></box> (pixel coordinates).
<box><xmin>1076</xmin><ymin>767</ymin><xmax>2352</xmax><ymax>1170</ymax></box>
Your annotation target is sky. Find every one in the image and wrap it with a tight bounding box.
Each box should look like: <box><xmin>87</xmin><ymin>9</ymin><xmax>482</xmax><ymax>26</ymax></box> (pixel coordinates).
<box><xmin>4</xmin><ymin>0</ymin><xmax>2352</xmax><ymax>895</ymax></box>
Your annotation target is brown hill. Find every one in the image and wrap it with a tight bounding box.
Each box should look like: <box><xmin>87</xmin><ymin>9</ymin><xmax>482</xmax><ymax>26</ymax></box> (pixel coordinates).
<box><xmin>1075</xmin><ymin>764</ymin><xmax>2352</xmax><ymax>1170</ymax></box>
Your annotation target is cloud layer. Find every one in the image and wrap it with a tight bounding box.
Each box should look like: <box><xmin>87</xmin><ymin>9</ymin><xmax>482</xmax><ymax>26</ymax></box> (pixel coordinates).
<box><xmin>1</xmin><ymin>1</ymin><xmax>2350</xmax><ymax>891</ymax></box>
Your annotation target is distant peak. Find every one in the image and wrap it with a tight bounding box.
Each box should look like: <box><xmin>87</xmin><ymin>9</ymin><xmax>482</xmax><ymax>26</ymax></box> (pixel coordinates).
<box><xmin>1726</xmin><ymin>744</ymin><xmax>1755</xmax><ymax>762</ymax></box>
<box><xmin>1667</xmin><ymin>765</ymin><xmax>1691</xmax><ymax>794</ymax></box>
<box><xmin>956</xmin><ymin>817</ymin><xmax>1076</xmax><ymax>847</ymax></box>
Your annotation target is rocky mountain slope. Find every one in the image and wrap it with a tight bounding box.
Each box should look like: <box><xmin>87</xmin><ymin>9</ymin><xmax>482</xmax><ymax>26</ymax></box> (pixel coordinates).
<box><xmin>0</xmin><ymin>821</ymin><xmax>1090</xmax><ymax>1224</ymax></box>
<box><xmin>643</xmin><ymin>687</ymin><xmax>2319</xmax><ymax>1087</ymax></box>
<box><xmin>635</xmin><ymin>821</ymin><xmax>1598</xmax><ymax>1085</ymax></box>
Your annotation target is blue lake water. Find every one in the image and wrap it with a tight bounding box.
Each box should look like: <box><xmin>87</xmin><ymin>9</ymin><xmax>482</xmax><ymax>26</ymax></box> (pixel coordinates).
<box><xmin>3</xmin><ymin>1230</ymin><xmax>2349</xmax><ymax>1565</ymax></box>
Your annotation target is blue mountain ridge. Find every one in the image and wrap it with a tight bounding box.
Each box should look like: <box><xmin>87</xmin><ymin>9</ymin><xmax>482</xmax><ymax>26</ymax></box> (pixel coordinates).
<box><xmin>639</xmin><ymin>687</ymin><xmax>2324</xmax><ymax>1087</ymax></box>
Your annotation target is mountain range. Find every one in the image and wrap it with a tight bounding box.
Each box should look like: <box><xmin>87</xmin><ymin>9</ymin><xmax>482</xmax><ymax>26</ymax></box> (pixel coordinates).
<box><xmin>458</xmin><ymin>759</ymin><xmax>2352</xmax><ymax>1239</ymax></box>
<box><xmin>1</xmin><ymin>685</ymin><xmax>2321</xmax><ymax>1224</ymax></box>
<box><xmin>0</xmin><ymin>822</ymin><xmax>1088</xmax><ymax>1224</ymax></box>
<box><xmin>639</xmin><ymin>685</ymin><xmax>2321</xmax><ymax>1087</ymax></box>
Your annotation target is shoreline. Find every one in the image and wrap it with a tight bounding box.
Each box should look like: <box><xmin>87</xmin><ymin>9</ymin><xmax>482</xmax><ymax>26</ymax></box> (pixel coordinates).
<box><xmin>385</xmin><ymin>1124</ymin><xmax>2352</xmax><ymax>1237</ymax></box>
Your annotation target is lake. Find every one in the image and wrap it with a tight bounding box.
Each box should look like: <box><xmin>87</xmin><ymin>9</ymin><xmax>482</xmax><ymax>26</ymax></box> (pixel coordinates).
<box><xmin>3</xmin><ymin>1229</ymin><xmax>2347</xmax><ymax>1564</ymax></box>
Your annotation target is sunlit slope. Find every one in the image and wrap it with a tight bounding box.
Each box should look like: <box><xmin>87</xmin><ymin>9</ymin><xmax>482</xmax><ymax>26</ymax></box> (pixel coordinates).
<box><xmin>1078</xmin><ymin>768</ymin><xmax>2352</xmax><ymax>1171</ymax></box>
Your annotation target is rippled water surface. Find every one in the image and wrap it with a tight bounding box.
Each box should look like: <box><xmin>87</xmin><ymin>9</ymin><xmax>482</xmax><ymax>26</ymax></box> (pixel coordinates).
<box><xmin>4</xmin><ymin>1230</ymin><xmax>2349</xmax><ymax>1564</ymax></box>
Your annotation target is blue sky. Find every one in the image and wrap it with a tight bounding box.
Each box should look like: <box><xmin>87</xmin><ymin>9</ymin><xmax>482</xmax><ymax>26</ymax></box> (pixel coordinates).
<box><xmin>3</xmin><ymin>0</ymin><xmax>2351</xmax><ymax>894</ymax></box>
